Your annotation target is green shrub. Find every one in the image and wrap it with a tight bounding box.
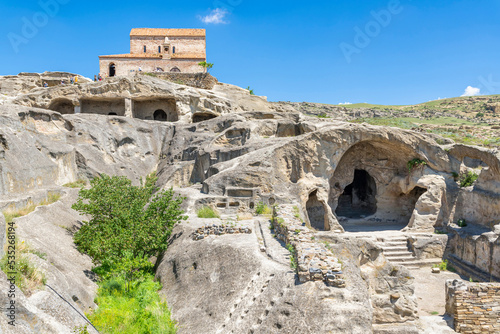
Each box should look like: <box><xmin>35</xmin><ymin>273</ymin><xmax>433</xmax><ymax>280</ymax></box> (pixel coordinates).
<box><xmin>457</xmin><ymin>219</ymin><xmax>467</xmax><ymax>227</ymax></box>
<box><xmin>433</xmin><ymin>259</ymin><xmax>448</xmax><ymax>271</ymax></box>
<box><xmin>407</xmin><ymin>158</ymin><xmax>427</xmax><ymax>173</ymax></box>
<box><xmin>459</xmin><ymin>171</ymin><xmax>479</xmax><ymax>188</ymax></box>
<box><xmin>72</xmin><ymin>173</ymin><xmax>186</xmax><ymax>266</ymax></box>
<box><xmin>475</xmin><ymin>112</ymin><xmax>484</xmax><ymax>118</ymax></box>
<box><xmin>196</xmin><ymin>206</ymin><xmax>220</xmax><ymax>219</ymax></box>
<box><xmin>255</xmin><ymin>202</ymin><xmax>272</xmax><ymax>215</ymax></box>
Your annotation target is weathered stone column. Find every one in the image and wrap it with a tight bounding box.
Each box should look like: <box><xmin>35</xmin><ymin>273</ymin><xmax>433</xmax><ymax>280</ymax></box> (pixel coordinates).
<box><xmin>74</xmin><ymin>106</ymin><xmax>81</xmax><ymax>114</ymax></box>
<box><xmin>125</xmin><ymin>98</ymin><xmax>134</xmax><ymax>118</ymax></box>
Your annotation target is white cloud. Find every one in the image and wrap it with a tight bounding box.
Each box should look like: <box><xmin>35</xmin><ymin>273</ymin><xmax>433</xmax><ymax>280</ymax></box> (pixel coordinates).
<box><xmin>461</xmin><ymin>86</ymin><xmax>481</xmax><ymax>97</ymax></box>
<box><xmin>338</xmin><ymin>102</ymin><xmax>352</xmax><ymax>105</ymax></box>
<box><xmin>199</xmin><ymin>8</ymin><xmax>229</xmax><ymax>24</ymax></box>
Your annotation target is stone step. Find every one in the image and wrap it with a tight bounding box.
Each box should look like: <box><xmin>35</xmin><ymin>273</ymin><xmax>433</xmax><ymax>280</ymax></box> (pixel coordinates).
<box><xmin>381</xmin><ymin>242</ymin><xmax>407</xmax><ymax>247</ymax></box>
<box><xmin>383</xmin><ymin>237</ymin><xmax>408</xmax><ymax>242</ymax></box>
<box><xmin>383</xmin><ymin>251</ymin><xmax>414</xmax><ymax>257</ymax></box>
<box><xmin>385</xmin><ymin>255</ymin><xmax>416</xmax><ymax>262</ymax></box>
<box><xmin>381</xmin><ymin>246</ymin><xmax>409</xmax><ymax>252</ymax></box>
<box><xmin>401</xmin><ymin>258</ymin><xmax>443</xmax><ymax>268</ymax></box>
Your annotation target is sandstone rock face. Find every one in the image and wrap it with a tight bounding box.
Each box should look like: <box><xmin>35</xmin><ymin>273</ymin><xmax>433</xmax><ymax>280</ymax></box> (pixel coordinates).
<box><xmin>408</xmin><ymin>234</ymin><xmax>448</xmax><ymax>259</ymax></box>
<box><xmin>0</xmin><ymin>72</ymin><xmax>91</xmax><ymax>96</ymax></box>
<box><xmin>0</xmin><ymin>105</ymin><xmax>169</xmax><ymax>196</ymax></box>
<box><xmin>0</xmin><ymin>190</ymin><xmax>98</xmax><ymax>334</ymax></box>
<box><xmin>158</xmin><ymin>218</ymin><xmax>375</xmax><ymax>334</ymax></box>
<box><xmin>0</xmin><ymin>74</ymin><xmax>499</xmax><ymax>333</ymax></box>
<box><xmin>9</xmin><ymin>75</ymin><xmax>288</xmax><ymax>123</ymax></box>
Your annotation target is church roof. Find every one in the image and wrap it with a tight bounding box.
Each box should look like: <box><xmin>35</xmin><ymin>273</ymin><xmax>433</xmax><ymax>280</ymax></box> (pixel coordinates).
<box><xmin>130</xmin><ymin>28</ymin><xmax>206</xmax><ymax>37</ymax></box>
<box><xmin>99</xmin><ymin>53</ymin><xmax>206</xmax><ymax>60</ymax></box>
<box><xmin>99</xmin><ymin>54</ymin><xmax>162</xmax><ymax>59</ymax></box>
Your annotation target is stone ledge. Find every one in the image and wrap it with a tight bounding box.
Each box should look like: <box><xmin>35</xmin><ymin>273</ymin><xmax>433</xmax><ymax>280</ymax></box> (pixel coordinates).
<box><xmin>191</xmin><ymin>224</ymin><xmax>252</xmax><ymax>240</ymax></box>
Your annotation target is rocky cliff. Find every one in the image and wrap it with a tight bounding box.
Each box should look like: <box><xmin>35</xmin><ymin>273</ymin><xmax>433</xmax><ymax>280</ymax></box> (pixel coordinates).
<box><xmin>0</xmin><ymin>73</ymin><xmax>499</xmax><ymax>333</ymax></box>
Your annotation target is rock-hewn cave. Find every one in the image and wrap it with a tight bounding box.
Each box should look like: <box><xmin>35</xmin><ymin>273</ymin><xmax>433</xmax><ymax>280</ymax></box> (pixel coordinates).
<box><xmin>49</xmin><ymin>99</ymin><xmax>74</xmax><ymax>114</ymax></box>
<box><xmin>336</xmin><ymin>169</ymin><xmax>377</xmax><ymax>218</ymax></box>
<box><xmin>306</xmin><ymin>190</ymin><xmax>326</xmax><ymax>230</ymax></box>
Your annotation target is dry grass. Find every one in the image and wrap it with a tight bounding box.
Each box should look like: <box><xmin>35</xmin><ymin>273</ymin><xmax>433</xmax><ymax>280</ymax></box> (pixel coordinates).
<box><xmin>0</xmin><ymin>239</ymin><xmax>47</xmax><ymax>296</ymax></box>
<box><xmin>3</xmin><ymin>192</ymin><xmax>61</xmax><ymax>223</ymax></box>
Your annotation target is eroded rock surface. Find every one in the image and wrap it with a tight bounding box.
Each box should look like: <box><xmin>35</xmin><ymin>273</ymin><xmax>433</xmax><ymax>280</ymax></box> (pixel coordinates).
<box><xmin>0</xmin><ymin>74</ymin><xmax>498</xmax><ymax>333</ymax></box>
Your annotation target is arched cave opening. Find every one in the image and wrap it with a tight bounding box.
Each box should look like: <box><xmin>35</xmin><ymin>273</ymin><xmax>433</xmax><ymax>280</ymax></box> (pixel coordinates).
<box><xmin>108</xmin><ymin>112</ymin><xmax>118</xmax><ymax>116</ymax></box>
<box><xmin>49</xmin><ymin>99</ymin><xmax>74</xmax><ymax>114</ymax></box>
<box><xmin>336</xmin><ymin>169</ymin><xmax>377</xmax><ymax>219</ymax></box>
<box><xmin>154</xmin><ymin>109</ymin><xmax>167</xmax><ymax>121</ymax></box>
<box><xmin>306</xmin><ymin>190</ymin><xmax>326</xmax><ymax>231</ymax></box>
<box><xmin>193</xmin><ymin>113</ymin><xmax>217</xmax><ymax>123</ymax></box>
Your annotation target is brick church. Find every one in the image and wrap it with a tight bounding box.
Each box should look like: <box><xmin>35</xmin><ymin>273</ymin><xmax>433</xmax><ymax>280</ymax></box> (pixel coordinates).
<box><xmin>99</xmin><ymin>28</ymin><xmax>206</xmax><ymax>77</ymax></box>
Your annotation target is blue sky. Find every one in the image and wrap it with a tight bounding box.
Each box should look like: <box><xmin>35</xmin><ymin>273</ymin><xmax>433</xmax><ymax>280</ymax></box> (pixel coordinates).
<box><xmin>0</xmin><ymin>0</ymin><xmax>499</xmax><ymax>105</ymax></box>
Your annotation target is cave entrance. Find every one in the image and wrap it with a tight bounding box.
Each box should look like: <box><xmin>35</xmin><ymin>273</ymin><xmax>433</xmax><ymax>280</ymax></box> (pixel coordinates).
<box><xmin>49</xmin><ymin>99</ymin><xmax>74</xmax><ymax>114</ymax></box>
<box><xmin>192</xmin><ymin>113</ymin><xmax>217</xmax><ymax>123</ymax></box>
<box><xmin>306</xmin><ymin>190</ymin><xmax>326</xmax><ymax>231</ymax></box>
<box><xmin>336</xmin><ymin>169</ymin><xmax>377</xmax><ymax>218</ymax></box>
<box><xmin>154</xmin><ymin>109</ymin><xmax>167</xmax><ymax>121</ymax></box>
<box><xmin>109</xmin><ymin>64</ymin><xmax>116</xmax><ymax>77</ymax></box>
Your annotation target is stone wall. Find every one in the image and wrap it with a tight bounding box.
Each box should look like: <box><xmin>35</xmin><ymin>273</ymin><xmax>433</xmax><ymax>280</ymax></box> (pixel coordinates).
<box><xmin>272</xmin><ymin>204</ymin><xmax>346</xmax><ymax>287</ymax></box>
<box><xmin>98</xmin><ymin>58</ymin><xmax>203</xmax><ymax>77</ymax></box>
<box><xmin>130</xmin><ymin>36</ymin><xmax>205</xmax><ymax>55</ymax></box>
<box><xmin>446</xmin><ymin>228</ymin><xmax>500</xmax><ymax>281</ymax></box>
<box><xmin>446</xmin><ymin>280</ymin><xmax>500</xmax><ymax>333</ymax></box>
<box><xmin>140</xmin><ymin>72</ymin><xmax>218</xmax><ymax>90</ymax></box>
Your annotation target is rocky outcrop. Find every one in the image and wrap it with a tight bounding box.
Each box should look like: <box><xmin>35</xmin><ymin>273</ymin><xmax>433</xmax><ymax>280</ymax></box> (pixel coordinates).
<box><xmin>157</xmin><ymin>216</ymin><xmax>375</xmax><ymax>334</ymax></box>
<box><xmin>0</xmin><ymin>72</ymin><xmax>91</xmax><ymax>96</ymax></box>
<box><xmin>8</xmin><ymin>75</ymin><xmax>291</xmax><ymax>123</ymax></box>
<box><xmin>0</xmin><ymin>74</ymin><xmax>499</xmax><ymax>333</ymax></box>
<box><xmin>0</xmin><ymin>189</ymin><xmax>98</xmax><ymax>334</ymax></box>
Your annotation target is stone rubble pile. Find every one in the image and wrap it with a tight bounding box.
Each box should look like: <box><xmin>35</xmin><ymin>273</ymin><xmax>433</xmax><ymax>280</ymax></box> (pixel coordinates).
<box><xmin>191</xmin><ymin>224</ymin><xmax>252</xmax><ymax>241</ymax></box>
<box><xmin>272</xmin><ymin>205</ymin><xmax>346</xmax><ymax>288</ymax></box>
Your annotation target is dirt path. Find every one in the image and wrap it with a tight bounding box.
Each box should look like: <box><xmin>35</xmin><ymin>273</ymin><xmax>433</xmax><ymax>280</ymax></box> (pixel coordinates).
<box><xmin>410</xmin><ymin>267</ymin><xmax>463</xmax><ymax>333</ymax></box>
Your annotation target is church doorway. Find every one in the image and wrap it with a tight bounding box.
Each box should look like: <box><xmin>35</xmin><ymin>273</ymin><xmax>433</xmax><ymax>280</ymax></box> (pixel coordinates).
<box><xmin>336</xmin><ymin>169</ymin><xmax>377</xmax><ymax>218</ymax></box>
<box><xmin>109</xmin><ymin>64</ymin><xmax>116</xmax><ymax>77</ymax></box>
<box><xmin>153</xmin><ymin>109</ymin><xmax>167</xmax><ymax>121</ymax></box>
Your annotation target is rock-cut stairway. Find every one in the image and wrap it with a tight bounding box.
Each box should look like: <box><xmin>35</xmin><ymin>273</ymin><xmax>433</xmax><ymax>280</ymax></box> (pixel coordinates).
<box><xmin>378</xmin><ymin>236</ymin><xmax>419</xmax><ymax>269</ymax></box>
<box><xmin>378</xmin><ymin>236</ymin><xmax>442</xmax><ymax>270</ymax></box>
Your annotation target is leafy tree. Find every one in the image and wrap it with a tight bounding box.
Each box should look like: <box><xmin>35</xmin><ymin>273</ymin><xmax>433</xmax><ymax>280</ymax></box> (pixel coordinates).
<box><xmin>72</xmin><ymin>174</ymin><xmax>186</xmax><ymax>266</ymax></box>
<box><xmin>198</xmin><ymin>61</ymin><xmax>214</xmax><ymax>73</ymax></box>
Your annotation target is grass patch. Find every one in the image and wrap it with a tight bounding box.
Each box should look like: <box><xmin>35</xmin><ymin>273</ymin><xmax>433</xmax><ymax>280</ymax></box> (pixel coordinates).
<box><xmin>350</xmin><ymin>117</ymin><xmax>415</xmax><ymax>129</ymax></box>
<box><xmin>0</xmin><ymin>239</ymin><xmax>46</xmax><ymax>295</ymax></box>
<box><xmin>196</xmin><ymin>206</ymin><xmax>220</xmax><ymax>219</ymax></box>
<box><xmin>286</xmin><ymin>244</ymin><xmax>297</xmax><ymax>271</ymax></box>
<box><xmin>88</xmin><ymin>274</ymin><xmax>177</xmax><ymax>334</ymax></box>
<box><xmin>63</xmin><ymin>179</ymin><xmax>87</xmax><ymax>188</ymax></box>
